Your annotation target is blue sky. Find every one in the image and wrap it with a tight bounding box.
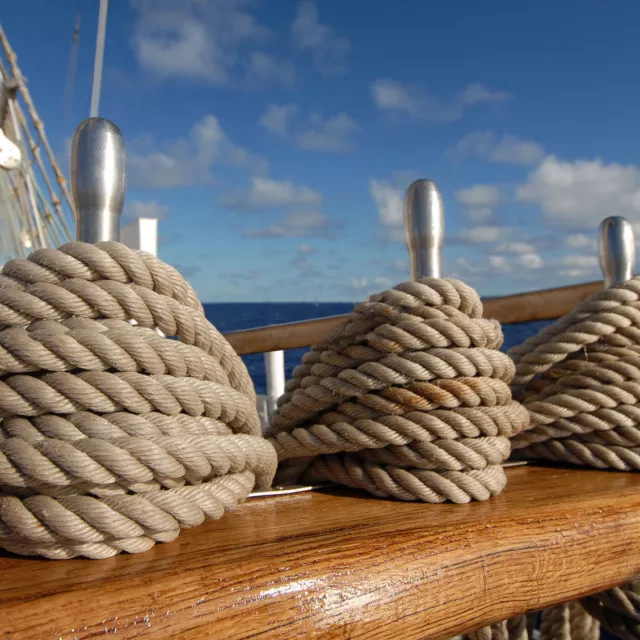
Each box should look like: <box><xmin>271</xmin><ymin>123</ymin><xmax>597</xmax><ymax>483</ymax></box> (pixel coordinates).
<box><xmin>3</xmin><ymin>0</ymin><xmax>640</xmax><ymax>302</ymax></box>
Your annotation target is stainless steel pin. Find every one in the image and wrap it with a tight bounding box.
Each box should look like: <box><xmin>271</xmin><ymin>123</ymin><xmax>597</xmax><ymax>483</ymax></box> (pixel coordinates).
<box><xmin>70</xmin><ymin>117</ymin><xmax>126</xmax><ymax>243</ymax></box>
<box><xmin>598</xmin><ymin>216</ymin><xmax>636</xmax><ymax>287</ymax></box>
<box><xmin>404</xmin><ymin>179</ymin><xmax>445</xmax><ymax>279</ymax></box>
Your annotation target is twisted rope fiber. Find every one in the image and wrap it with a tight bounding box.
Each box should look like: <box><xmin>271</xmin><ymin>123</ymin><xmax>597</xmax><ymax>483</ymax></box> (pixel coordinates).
<box><xmin>483</xmin><ymin>279</ymin><xmax>640</xmax><ymax>639</ymax></box>
<box><xmin>582</xmin><ymin>581</ymin><xmax>640</xmax><ymax>639</ymax></box>
<box><xmin>508</xmin><ymin>276</ymin><xmax>640</xmax><ymax>468</ymax></box>
<box><xmin>0</xmin><ymin>241</ymin><xmax>277</xmax><ymax>559</ymax></box>
<box><xmin>266</xmin><ymin>278</ymin><xmax>529</xmax><ymax>503</ymax></box>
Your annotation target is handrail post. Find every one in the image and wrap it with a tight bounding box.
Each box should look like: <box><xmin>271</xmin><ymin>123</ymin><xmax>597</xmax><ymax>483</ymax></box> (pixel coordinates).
<box><xmin>70</xmin><ymin>117</ymin><xmax>126</xmax><ymax>243</ymax></box>
<box><xmin>404</xmin><ymin>179</ymin><xmax>445</xmax><ymax>279</ymax></box>
<box><xmin>598</xmin><ymin>216</ymin><xmax>636</xmax><ymax>286</ymax></box>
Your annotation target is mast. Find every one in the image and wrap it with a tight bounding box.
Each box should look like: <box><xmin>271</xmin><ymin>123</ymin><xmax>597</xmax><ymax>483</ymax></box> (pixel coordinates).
<box><xmin>90</xmin><ymin>0</ymin><xmax>108</xmax><ymax>117</ymax></box>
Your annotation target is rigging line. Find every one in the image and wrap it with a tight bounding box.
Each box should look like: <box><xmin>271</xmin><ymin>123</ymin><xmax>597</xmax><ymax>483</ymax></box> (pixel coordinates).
<box><xmin>90</xmin><ymin>0</ymin><xmax>108</xmax><ymax>118</ymax></box>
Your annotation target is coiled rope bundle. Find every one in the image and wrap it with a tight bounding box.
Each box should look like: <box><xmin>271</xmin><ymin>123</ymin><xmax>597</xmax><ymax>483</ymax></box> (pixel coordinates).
<box><xmin>469</xmin><ymin>278</ymin><xmax>640</xmax><ymax>640</ymax></box>
<box><xmin>509</xmin><ymin>276</ymin><xmax>640</xmax><ymax>469</ymax></box>
<box><xmin>267</xmin><ymin>277</ymin><xmax>529</xmax><ymax>503</ymax></box>
<box><xmin>0</xmin><ymin>241</ymin><xmax>277</xmax><ymax>559</ymax></box>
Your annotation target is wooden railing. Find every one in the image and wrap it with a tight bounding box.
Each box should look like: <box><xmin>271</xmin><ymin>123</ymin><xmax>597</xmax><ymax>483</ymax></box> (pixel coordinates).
<box><xmin>225</xmin><ymin>279</ymin><xmax>603</xmax><ymax>355</ymax></box>
<box><xmin>4</xmin><ymin>465</ymin><xmax>640</xmax><ymax>639</ymax></box>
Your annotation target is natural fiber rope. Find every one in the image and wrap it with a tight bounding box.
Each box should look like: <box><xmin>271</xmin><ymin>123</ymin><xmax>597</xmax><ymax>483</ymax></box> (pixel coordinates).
<box><xmin>582</xmin><ymin>581</ymin><xmax>640</xmax><ymax>639</ymax></box>
<box><xmin>266</xmin><ymin>278</ymin><xmax>529</xmax><ymax>503</ymax></box>
<box><xmin>0</xmin><ymin>241</ymin><xmax>277</xmax><ymax>559</ymax></box>
<box><xmin>474</xmin><ymin>279</ymin><xmax>640</xmax><ymax>640</ymax></box>
<box><xmin>508</xmin><ymin>277</ymin><xmax>640</xmax><ymax>467</ymax></box>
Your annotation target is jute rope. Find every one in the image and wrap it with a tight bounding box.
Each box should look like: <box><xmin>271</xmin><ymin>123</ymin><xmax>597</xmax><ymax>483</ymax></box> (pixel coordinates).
<box><xmin>509</xmin><ymin>277</ymin><xmax>640</xmax><ymax>467</ymax></box>
<box><xmin>582</xmin><ymin>581</ymin><xmax>640</xmax><ymax>639</ymax></box>
<box><xmin>0</xmin><ymin>241</ymin><xmax>277</xmax><ymax>559</ymax></box>
<box><xmin>470</xmin><ymin>279</ymin><xmax>640</xmax><ymax>640</ymax></box>
<box><xmin>267</xmin><ymin>278</ymin><xmax>529</xmax><ymax>502</ymax></box>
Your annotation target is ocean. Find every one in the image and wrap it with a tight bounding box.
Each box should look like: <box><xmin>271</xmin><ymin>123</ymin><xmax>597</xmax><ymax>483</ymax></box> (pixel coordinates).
<box><xmin>203</xmin><ymin>302</ymin><xmax>555</xmax><ymax>395</ymax></box>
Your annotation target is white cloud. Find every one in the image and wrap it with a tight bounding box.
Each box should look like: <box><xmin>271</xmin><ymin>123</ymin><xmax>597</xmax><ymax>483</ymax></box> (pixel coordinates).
<box><xmin>374</xmin><ymin>276</ymin><xmax>394</xmax><ymax>289</ymax></box>
<box><xmin>259</xmin><ymin>104</ymin><xmax>298</xmax><ymax>135</ymax></box>
<box><xmin>349</xmin><ymin>277</ymin><xmax>369</xmax><ymax>291</ymax></box>
<box><xmin>131</xmin><ymin>0</ymin><xmax>292</xmax><ymax>89</ymax></box>
<box><xmin>244</xmin><ymin>52</ymin><xmax>295</xmax><ymax>89</ymax></box>
<box><xmin>128</xmin><ymin>114</ymin><xmax>268</xmax><ymax>188</ymax></box>
<box><xmin>261</xmin><ymin>106</ymin><xmax>360</xmax><ymax>153</ymax></box>
<box><xmin>452</xmin><ymin>226</ymin><xmax>507</xmax><ymax>244</ymax></box>
<box><xmin>456</xmin><ymin>184</ymin><xmax>502</xmax><ymax>223</ymax></box>
<box><xmin>345</xmin><ymin>276</ymin><xmax>393</xmax><ymax>293</ymax></box>
<box><xmin>371</xmin><ymin>79</ymin><xmax>511</xmax><ymax>122</ymax></box>
<box><xmin>517</xmin><ymin>155</ymin><xmax>640</xmax><ymax>228</ymax></box>
<box><xmin>297</xmin><ymin>113</ymin><xmax>360</xmax><ymax>153</ymax></box>
<box><xmin>298</xmin><ymin>243</ymin><xmax>316</xmax><ymax>254</ymax></box>
<box><xmin>567</xmin><ymin>233</ymin><xmax>596</xmax><ymax>249</ymax></box>
<box><xmin>291</xmin><ymin>0</ymin><xmax>349</xmax><ymax>76</ymax></box>
<box><xmin>126</xmin><ymin>200</ymin><xmax>169</xmax><ymax>220</ymax></box>
<box><xmin>220</xmin><ymin>176</ymin><xmax>323</xmax><ymax>210</ymax></box>
<box><xmin>451</xmin><ymin>131</ymin><xmax>544</xmax><ymax>165</ymax></box>
<box><xmin>389</xmin><ymin>259</ymin><xmax>407</xmax><ymax>273</ymax></box>
<box><xmin>243</xmin><ymin>209</ymin><xmax>337</xmax><ymax>238</ymax></box>
<box><xmin>369</xmin><ymin>179</ymin><xmax>404</xmax><ymax>240</ymax></box>
<box><xmin>488</xmin><ymin>255</ymin><xmax>509</xmax><ymax>271</ymax></box>
<box><xmin>456</xmin><ymin>184</ymin><xmax>502</xmax><ymax>209</ymax></box>
<box><xmin>558</xmin><ymin>254</ymin><xmax>600</xmax><ymax>279</ymax></box>
<box><xmin>516</xmin><ymin>252</ymin><xmax>544</xmax><ymax>269</ymax></box>
<box><xmin>498</xmin><ymin>241</ymin><xmax>536</xmax><ymax>254</ymax></box>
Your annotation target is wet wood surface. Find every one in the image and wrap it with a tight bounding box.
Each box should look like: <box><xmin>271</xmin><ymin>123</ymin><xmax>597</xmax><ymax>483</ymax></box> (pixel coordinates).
<box><xmin>225</xmin><ymin>280</ymin><xmax>602</xmax><ymax>355</ymax></box>
<box><xmin>2</xmin><ymin>465</ymin><xmax>640</xmax><ymax>639</ymax></box>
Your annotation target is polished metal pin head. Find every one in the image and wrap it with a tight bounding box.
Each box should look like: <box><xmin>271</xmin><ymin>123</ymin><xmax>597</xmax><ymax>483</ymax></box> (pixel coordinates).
<box><xmin>70</xmin><ymin>118</ymin><xmax>126</xmax><ymax>243</ymax></box>
<box><xmin>598</xmin><ymin>216</ymin><xmax>636</xmax><ymax>287</ymax></box>
<box><xmin>404</xmin><ymin>179</ymin><xmax>445</xmax><ymax>280</ymax></box>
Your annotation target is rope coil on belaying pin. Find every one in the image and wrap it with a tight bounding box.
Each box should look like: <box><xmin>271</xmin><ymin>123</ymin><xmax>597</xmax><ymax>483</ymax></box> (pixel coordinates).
<box><xmin>267</xmin><ymin>180</ymin><xmax>529</xmax><ymax>502</ymax></box>
<box><xmin>508</xmin><ymin>216</ymin><xmax>640</xmax><ymax>469</ymax></box>
<box><xmin>475</xmin><ymin>216</ymin><xmax>639</xmax><ymax>640</ymax></box>
<box><xmin>0</xmin><ymin>119</ymin><xmax>276</xmax><ymax>559</ymax></box>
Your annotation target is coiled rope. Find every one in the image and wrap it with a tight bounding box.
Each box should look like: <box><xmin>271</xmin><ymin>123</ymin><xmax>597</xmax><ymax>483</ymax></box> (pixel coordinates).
<box><xmin>267</xmin><ymin>278</ymin><xmax>529</xmax><ymax>502</ymax></box>
<box><xmin>0</xmin><ymin>241</ymin><xmax>277</xmax><ymax>559</ymax></box>
<box><xmin>0</xmin><ymin>241</ymin><xmax>633</xmax><ymax>639</ymax></box>
<box><xmin>469</xmin><ymin>278</ymin><xmax>640</xmax><ymax>640</ymax></box>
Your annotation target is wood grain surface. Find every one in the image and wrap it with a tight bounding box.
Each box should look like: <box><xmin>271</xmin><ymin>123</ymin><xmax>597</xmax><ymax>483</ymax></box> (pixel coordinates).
<box><xmin>2</xmin><ymin>465</ymin><xmax>640</xmax><ymax>640</ymax></box>
<box><xmin>225</xmin><ymin>280</ymin><xmax>603</xmax><ymax>355</ymax></box>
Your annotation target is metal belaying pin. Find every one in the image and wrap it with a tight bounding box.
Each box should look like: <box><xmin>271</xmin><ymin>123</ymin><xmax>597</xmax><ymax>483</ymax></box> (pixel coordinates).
<box><xmin>70</xmin><ymin>117</ymin><xmax>126</xmax><ymax>243</ymax></box>
<box><xmin>404</xmin><ymin>179</ymin><xmax>445</xmax><ymax>279</ymax></box>
<box><xmin>598</xmin><ymin>216</ymin><xmax>636</xmax><ymax>287</ymax></box>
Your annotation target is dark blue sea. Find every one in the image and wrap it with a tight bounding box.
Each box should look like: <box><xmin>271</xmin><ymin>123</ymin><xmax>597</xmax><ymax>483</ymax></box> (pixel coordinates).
<box><xmin>203</xmin><ymin>302</ymin><xmax>554</xmax><ymax>395</ymax></box>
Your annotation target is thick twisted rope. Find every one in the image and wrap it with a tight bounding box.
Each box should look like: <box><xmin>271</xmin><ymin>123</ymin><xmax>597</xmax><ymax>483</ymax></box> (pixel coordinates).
<box><xmin>479</xmin><ymin>279</ymin><xmax>640</xmax><ymax>640</ymax></box>
<box><xmin>582</xmin><ymin>581</ymin><xmax>640</xmax><ymax>639</ymax></box>
<box><xmin>267</xmin><ymin>278</ymin><xmax>529</xmax><ymax>502</ymax></box>
<box><xmin>508</xmin><ymin>277</ymin><xmax>640</xmax><ymax>467</ymax></box>
<box><xmin>0</xmin><ymin>241</ymin><xmax>277</xmax><ymax>559</ymax></box>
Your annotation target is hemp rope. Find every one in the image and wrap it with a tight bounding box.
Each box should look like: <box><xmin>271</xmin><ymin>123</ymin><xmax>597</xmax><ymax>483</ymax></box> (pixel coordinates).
<box><xmin>509</xmin><ymin>279</ymin><xmax>640</xmax><ymax>639</ymax></box>
<box><xmin>582</xmin><ymin>581</ymin><xmax>640</xmax><ymax>639</ymax></box>
<box><xmin>267</xmin><ymin>278</ymin><xmax>529</xmax><ymax>503</ymax></box>
<box><xmin>472</xmin><ymin>279</ymin><xmax>640</xmax><ymax>640</ymax></box>
<box><xmin>0</xmin><ymin>241</ymin><xmax>277</xmax><ymax>559</ymax></box>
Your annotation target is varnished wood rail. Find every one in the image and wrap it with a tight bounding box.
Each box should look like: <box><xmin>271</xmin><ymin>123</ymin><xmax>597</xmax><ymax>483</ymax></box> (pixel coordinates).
<box><xmin>2</xmin><ymin>465</ymin><xmax>640</xmax><ymax>639</ymax></box>
<box><xmin>225</xmin><ymin>280</ymin><xmax>603</xmax><ymax>355</ymax></box>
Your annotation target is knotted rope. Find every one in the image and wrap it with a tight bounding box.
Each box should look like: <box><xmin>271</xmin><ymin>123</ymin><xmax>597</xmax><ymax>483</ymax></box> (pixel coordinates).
<box><xmin>0</xmin><ymin>241</ymin><xmax>277</xmax><ymax>559</ymax></box>
<box><xmin>267</xmin><ymin>278</ymin><xmax>529</xmax><ymax>503</ymax></box>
